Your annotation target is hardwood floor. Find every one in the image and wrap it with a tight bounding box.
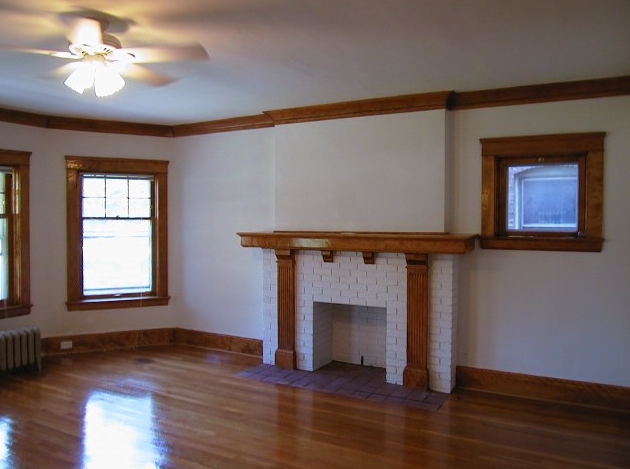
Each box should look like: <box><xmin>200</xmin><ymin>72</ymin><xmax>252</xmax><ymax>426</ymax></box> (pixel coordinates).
<box><xmin>1</xmin><ymin>345</ymin><xmax>628</xmax><ymax>468</ymax></box>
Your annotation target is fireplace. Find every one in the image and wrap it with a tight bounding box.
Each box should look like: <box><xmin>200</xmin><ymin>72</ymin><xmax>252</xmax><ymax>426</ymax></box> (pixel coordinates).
<box><xmin>316</xmin><ymin>302</ymin><xmax>387</xmax><ymax>370</ymax></box>
<box><xmin>238</xmin><ymin>231</ymin><xmax>476</xmax><ymax>392</ymax></box>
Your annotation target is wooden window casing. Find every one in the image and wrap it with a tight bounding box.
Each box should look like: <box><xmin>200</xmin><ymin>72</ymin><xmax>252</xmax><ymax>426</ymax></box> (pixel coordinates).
<box><xmin>66</xmin><ymin>156</ymin><xmax>169</xmax><ymax>310</ymax></box>
<box><xmin>0</xmin><ymin>150</ymin><xmax>31</xmax><ymax>318</ymax></box>
<box><xmin>480</xmin><ymin>133</ymin><xmax>604</xmax><ymax>252</ymax></box>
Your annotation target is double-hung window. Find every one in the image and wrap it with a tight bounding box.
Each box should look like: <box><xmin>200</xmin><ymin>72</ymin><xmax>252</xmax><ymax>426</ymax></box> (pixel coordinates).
<box><xmin>0</xmin><ymin>149</ymin><xmax>30</xmax><ymax>318</ymax></box>
<box><xmin>66</xmin><ymin>157</ymin><xmax>169</xmax><ymax>310</ymax></box>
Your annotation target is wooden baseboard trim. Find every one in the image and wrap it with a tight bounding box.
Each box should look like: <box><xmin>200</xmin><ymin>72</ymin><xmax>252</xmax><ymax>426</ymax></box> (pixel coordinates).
<box><xmin>456</xmin><ymin>366</ymin><xmax>630</xmax><ymax>412</ymax></box>
<box><xmin>173</xmin><ymin>328</ymin><xmax>263</xmax><ymax>356</ymax></box>
<box><xmin>42</xmin><ymin>328</ymin><xmax>263</xmax><ymax>358</ymax></box>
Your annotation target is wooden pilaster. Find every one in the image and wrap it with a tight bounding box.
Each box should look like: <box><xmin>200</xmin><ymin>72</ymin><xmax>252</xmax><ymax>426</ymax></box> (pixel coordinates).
<box><xmin>403</xmin><ymin>253</ymin><xmax>429</xmax><ymax>390</ymax></box>
<box><xmin>274</xmin><ymin>249</ymin><xmax>297</xmax><ymax>369</ymax></box>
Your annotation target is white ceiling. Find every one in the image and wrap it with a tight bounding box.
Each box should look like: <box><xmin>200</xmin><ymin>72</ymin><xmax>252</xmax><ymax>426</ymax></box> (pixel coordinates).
<box><xmin>0</xmin><ymin>0</ymin><xmax>629</xmax><ymax>125</ymax></box>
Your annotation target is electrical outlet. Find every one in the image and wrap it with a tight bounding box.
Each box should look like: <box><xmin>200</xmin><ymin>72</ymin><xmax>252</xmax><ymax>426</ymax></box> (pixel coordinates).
<box><xmin>60</xmin><ymin>340</ymin><xmax>73</xmax><ymax>350</ymax></box>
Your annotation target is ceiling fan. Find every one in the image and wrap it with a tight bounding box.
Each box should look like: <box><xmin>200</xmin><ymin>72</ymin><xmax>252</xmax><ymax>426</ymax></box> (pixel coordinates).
<box><xmin>2</xmin><ymin>13</ymin><xmax>209</xmax><ymax>97</ymax></box>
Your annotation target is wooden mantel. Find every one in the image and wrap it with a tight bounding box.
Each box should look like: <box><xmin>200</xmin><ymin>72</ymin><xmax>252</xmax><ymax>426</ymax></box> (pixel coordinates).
<box><xmin>237</xmin><ymin>231</ymin><xmax>477</xmax><ymax>255</ymax></box>
<box><xmin>237</xmin><ymin>231</ymin><xmax>477</xmax><ymax>391</ymax></box>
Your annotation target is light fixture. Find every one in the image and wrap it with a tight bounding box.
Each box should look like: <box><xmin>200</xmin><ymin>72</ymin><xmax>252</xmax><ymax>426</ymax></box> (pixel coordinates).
<box><xmin>93</xmin><ymin>64</ymin><xmax>125</xmax><ymax>97</ymax></box>
<box><xmin>64</xmin><ymin>53</ymin><xmax>125</xmax><ymax>97</ymax></box>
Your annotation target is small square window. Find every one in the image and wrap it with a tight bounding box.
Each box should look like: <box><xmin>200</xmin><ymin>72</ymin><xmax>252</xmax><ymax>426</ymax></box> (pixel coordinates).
<box><xmin>508</xmin><ymin>163</ymin><xmax>578</xmax><ymax>232</ymax></box>
<box><xmin>480</xmin><ymin>133</ymin><xmax>604</xmax><ymax>252</ymax></box>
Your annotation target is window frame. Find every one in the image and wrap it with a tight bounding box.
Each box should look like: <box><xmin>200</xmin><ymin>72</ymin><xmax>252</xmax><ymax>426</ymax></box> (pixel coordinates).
<box><xmin>0</xmin><ymin>149</ymin><xmax>31</xmax><ymax>318</ymax></box>
<box><xmin>480</xmin><ymin>132</ymin><xmax>604</xmax><ymax>252</ymax></box>
<box><xmin>66</xmin><ymin>156</ymin><xmax>169</xmax><ymax>310</ymax></box>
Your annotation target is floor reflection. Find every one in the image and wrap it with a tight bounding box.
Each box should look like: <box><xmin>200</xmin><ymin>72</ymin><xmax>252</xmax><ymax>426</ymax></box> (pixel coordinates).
<box><xmin>0</xmin><ymin>417</ymin><xmax>12</xmax><ymax>469</ymax></box>
<box><xmin>83</xmin><ymin>391</ymin><xmax>163</xmax><ymax>469</ymax></box>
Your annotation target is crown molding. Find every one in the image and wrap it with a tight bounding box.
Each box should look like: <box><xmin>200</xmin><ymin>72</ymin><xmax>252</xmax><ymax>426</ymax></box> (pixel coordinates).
<box><xmin>264</xmin><ymin>91</ymin><xmax>454</xmax><ymax>125</ymax></box>
<box><xmin>0</xmin><ymin>107</ymin><xmax>173</xmax><ymax>137</ymax></box>
<box><xmin>0</xmin><ymin>107</ymin><xmax>49</xmax><ymax>128</ymax></box>
<box><xmin>0</xmin><ymin>76</ymin><xmax>628</xmax><ymax>137</ymax></box>
<box><xmin>451</xmin><ymin>75</ymin><xmax>630</xmax><ymax>110</ymax></box>
<box><xmin>173</xmin><ymin>114</ymin><xmax>275</xmax><ymax>137</ymax></box>
<box><xmin>47</xmin><ymin>116</ymin><xmax>173</xmax><ymax>137</ymax></box>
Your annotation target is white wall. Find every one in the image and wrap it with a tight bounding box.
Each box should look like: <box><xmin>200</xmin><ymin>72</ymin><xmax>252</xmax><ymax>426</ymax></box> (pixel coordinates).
<box><xmin>452</xmin><ymin>96</ymin><xmax>630</xmax><ymax>387</ymax></box>
<box><xmin>274</xmin><ymin>111</ymin><xmax>448</xmax><ymax>231</ymax></box>
<box><xmin>0</xmin><ymin>122</ymin><xmax>275</xmax><ymax>342</ymax></box>
<box><xmin>2</xmin><ymin>94</ymin><xmax>628</xmax><ymax>389</ymax></box>
<box><xmin>173</xmin><ymin>129</ymin><xmax>274</xmax><ymax>339</ymax></box>
<box><xmin>0</xmin><ymin>122</ymin><xmax>179</xmax><ymax>337</ymax></box>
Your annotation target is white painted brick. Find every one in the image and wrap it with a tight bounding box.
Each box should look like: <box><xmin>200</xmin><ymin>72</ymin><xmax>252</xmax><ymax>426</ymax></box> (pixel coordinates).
<box><xmin>261</xmin><ymin>250</ymin><xmax>459</xmax><ymax>391</ymax></box>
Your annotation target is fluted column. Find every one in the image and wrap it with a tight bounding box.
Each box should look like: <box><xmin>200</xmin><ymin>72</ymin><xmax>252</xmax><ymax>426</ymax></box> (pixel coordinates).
<box><xmin>274</xmin><ymin>249</ymin><xmax>297</xmax><ymax>369</ymax></box>
<box><xmin>404</xmin><ymin>253</ymin><xmax>429</xmax><ymax>390</ymax></box>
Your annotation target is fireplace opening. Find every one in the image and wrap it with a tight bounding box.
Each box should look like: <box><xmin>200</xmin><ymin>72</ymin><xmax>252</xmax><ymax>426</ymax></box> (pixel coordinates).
<box><xmin>313</xmin><ymin>302</ymin><xmax>386</xmax><ymax>371</ymax></box>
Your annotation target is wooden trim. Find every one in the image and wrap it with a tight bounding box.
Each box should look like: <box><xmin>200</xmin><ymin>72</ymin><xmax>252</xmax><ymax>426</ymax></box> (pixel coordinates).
<box><xmin>479</xmin><ymin>132</ymin><xmax>605</xmax><ymax>252</ymax></box>
<box><xmin>264</xmin><ymin>91</ymin><xmax>453</xmax><ymax>125</ymax></box>
<box><xmin>0</xmin><ymin>149</ymin><xmax>32</xmax><ymax>318</ymax></box>
<box><xmin>456</xmin><ymin>366</ymin><xmax>630</xmax><ymax>412</ymax></box>
<box><xmin>42</xmin><ymin>328</ymin><xmax>175</xmax><ymax>355</ymax></box>
<box><xmin>479</xmin><ymin>236</ymin><xmax>603</xmax><ymax>252</ymax></box>
<box><xmin>173</xmin><ymin>114</ymin><xmax>275</xmax><ymax>136</ymax></box>
<box><xmin>0</xmin><ymin>108</ymin><xmax>48</xmax><ymax>128</ymax></box>
<box><xmin>65</xmin><ymin>156</ymin><xmax>170</xmax><ymax>309</ymax></box>
<box><xmin>274</xmin><ymin>249</ymin><xmax>297</xmax><ymax>369</ymax></box>
<box><xmin>480</xmin><ymin>132</ymin><xmax>606</xmax><ymax>155</ymax></box>
<box><xmin>173</xmin><ymin>329</ymin><xmax>263</xmax><ymax>356</ymax></box>
<box><xmin>451</xmin><ymin>76</ymin><xmax>630</xmax><ymax>110</ymax></box>
<box><xmin>65</xmin><ymin>156</ymin><xmax>169</xmax><ymax>174</ymax></box>
<box><xmin>321</xmin><ymin>250</ymin><xmax>334</xmax><ymax>263</ymax></box>
<box><xmin>48</xmin><ymin>116</ymin><xmax>173</xmax><ymax>137</ymax></box>
<box><xmin>238</xmin><ymin>231</ymin><xmax>477</xmax><ymax>255</ymax></box>
<box><xmin>403</xmin><ymin>253</ymin><xmax>429</xmax><ymax>390</ymax></box>
<box><xmin>42</xmin><ymin>327</ymin><xmax>263</xmax><ymax>357</ymax></box>
<box><xmin>65</xmin><ymin>296</ymin><xmax>170</xmax><ymax>311</ymax></box>
<box><xmin>362</xmin><ymin>252</ymin><xmax>376</xmax><ymax>265</ymax></box>
<box><xmin>1</xmin><ymin>76</ymin><xmax>629</xmax><ymax>136</ymax></box>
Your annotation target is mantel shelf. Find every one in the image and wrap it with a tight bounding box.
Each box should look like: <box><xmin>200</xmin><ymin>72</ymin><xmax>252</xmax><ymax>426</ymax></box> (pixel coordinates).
<box><xmin>237</xmin><ymin>231</ymin><xmax>478</xmax><ymax>255</ymax></box>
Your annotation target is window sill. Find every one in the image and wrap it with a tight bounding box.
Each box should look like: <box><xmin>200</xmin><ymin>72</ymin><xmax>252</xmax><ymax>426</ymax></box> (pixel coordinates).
<box><xmin>66</xmin><ymin>296</ymin><xmax>170</xmax><ymax>311</ymax></box>
<box><xmin>0</xmin><ymin>304</ymin><xmax>33</xmax><ymax>319</ymax></box>
<box><xmin>479</xmin><ymin>236</ymin><xmax>603</xmax><ymax>252</ymax></box>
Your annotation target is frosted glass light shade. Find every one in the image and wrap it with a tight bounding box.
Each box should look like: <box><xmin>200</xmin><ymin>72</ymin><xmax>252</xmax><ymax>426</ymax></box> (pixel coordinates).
<box><xmin>64</xmin><ymin>61</ymin><xmax>125</xmax><ymax>97</ymax></box>
<box><xmin>64</xmin><ymin>62</ymin><xmax>95</xmax><ymax>94</ymax></box>
<box><xmin>94</xmin><ymin>66</ymin><xmax>125</xmax><ymax>97</ymax></box>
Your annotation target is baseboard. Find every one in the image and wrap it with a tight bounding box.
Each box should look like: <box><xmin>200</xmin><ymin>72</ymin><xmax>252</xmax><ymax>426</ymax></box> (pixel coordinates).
<box><xmin>173</xmin><ymin>328</ymin><xmax>263</xmax><ymax>356</ymax></box>
<box><xmin>456</xmin><ymin>365</ymin><xmax>630</xmax><ymax>412</ymax></box>
<box><xmin>42</xmin><ymin>328</ymin><xmax>263</xmax><ymax>358</ymax></box>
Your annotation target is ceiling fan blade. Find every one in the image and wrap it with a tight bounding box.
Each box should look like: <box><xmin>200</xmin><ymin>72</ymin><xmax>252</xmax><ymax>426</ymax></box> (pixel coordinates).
<box><xmin>117</xmin><ymin>43</ymin><xmax>208</xmax><ymax>64</ymax></box>
<box><xmin>121</xmin><ymin>63</ymin><xmax>174</xmax><ymax>87</ymax></box>
<box><xmin>0</xmin><ymin>44</ymin><xmax>78</xmax><ymax>59</ymax></box>
<box><xmin>69</xmin><ymin>17</ymin><xmax>103</xmax><ymax>45</ymax></box>
<box><xmin>42</xmin><ymin>62</ymin><xmax>81</xmax><ymax>79</ymax></box>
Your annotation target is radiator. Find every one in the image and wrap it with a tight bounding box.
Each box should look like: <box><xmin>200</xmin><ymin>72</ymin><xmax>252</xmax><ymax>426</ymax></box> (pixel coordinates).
<box><xmin>0</xmin><ymin>326</ymin><xmax>42</xmax><ymax>372</ymax></box>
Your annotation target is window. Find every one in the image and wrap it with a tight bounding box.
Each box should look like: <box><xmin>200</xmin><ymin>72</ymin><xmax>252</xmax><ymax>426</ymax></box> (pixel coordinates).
<box><xmin>480</xmin><ymin>133</ymin><xmax>604</xmax><ymax>251</ymax></box>
<box><xmin>507</xmin><ymin>163</ymin><xmax>579</xmax><ymax>232</ymax></box>
<box><xmin>66</xmin><ymin>156</ymin><xmax>169</xmax><ymax>310</ymax></box>
<box><xmin>0</xmin><ymin>149</ymin><xmax>30</xmax><ymax>318</ymax></box>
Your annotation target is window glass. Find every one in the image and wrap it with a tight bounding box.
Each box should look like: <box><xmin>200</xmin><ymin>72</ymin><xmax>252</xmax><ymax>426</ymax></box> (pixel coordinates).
<box><xmin>81</xmin><ymin>175</ymin><xmax>154</xmax><ymax>297</ymax></box>
<box><xmin>0</xmin><ymin>169</ymin><xmax>8</xmax><ymax>301</ymax></box>
<box><xmin>507</xmin><ymin>163</ymin><xmax>578</xmax><ymax>232</ymax></box>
